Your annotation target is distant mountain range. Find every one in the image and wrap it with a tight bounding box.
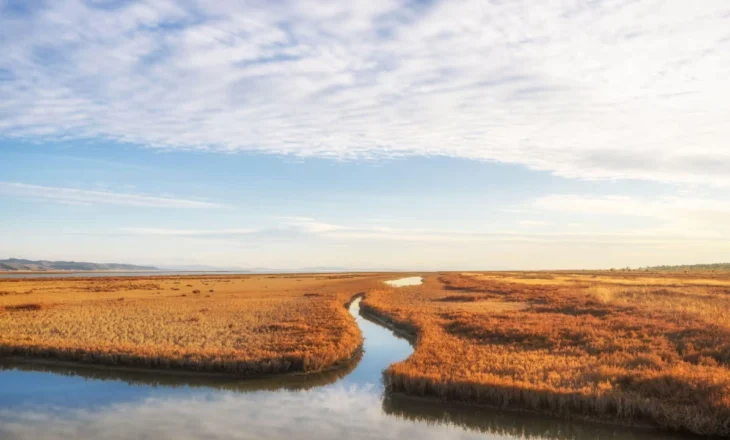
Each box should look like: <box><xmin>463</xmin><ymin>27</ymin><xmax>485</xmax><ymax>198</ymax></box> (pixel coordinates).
<box><xmin>0</xmin><ymin>258</ymin><xmax>158</xmax><ymax>272</ymax></box>
<box><xmin>0</xmin><ymin>258</ymin><xmax>403</xmax><ymax>273</ymax></box>
<box><xmin>0</xmin><ymin>259</ymin><xmax>355</xmax><ymax>273</ymax></box>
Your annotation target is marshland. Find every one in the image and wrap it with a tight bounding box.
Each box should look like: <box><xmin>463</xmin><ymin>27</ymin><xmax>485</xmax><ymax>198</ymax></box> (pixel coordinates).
<box><xmin>365</xmin><ymin>272</ymin><xmax>730</xmax><ymax>437</ymax></box>
<box><xmin>0</xmin><ymin>271</ymin><xmax>728</xmax><ymax>439</ymax></box>
<box><xmin>0</xmin><ymin>273</ymin><xmax>388</xmax><ymax>375</ymax></box>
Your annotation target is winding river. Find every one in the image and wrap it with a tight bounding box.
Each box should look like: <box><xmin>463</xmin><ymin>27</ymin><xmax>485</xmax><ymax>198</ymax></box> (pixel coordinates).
<box><xmin>0</xmin><ymin>279</ymin><xmax>691</xmax><ymax>440</ymax></box>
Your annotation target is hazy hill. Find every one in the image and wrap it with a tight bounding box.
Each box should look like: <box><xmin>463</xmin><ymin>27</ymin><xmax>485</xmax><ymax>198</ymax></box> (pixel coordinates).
<box><xmin>0</xmin><ymin>258</ymin><xmax>158</xmax><ymax>272</ymax></box>
<box><xmin>642</xmin><ymin>263</ymin><xmax>730</xmax><ymax>272</ymax></box>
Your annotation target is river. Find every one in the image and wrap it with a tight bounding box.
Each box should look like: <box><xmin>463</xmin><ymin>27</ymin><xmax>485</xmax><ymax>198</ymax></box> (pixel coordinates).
<box><xmin>0</xmin><ymin>279</ymin><xmax>691</xmax><ymax>439</ymax></box>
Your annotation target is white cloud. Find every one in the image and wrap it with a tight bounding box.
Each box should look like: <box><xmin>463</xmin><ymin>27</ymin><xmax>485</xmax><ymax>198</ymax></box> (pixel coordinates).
<box><xmin>517</xmin><ymin>220</ymin><xmax>551</xmax><ymax>228</ymax></box>
<box><xmin>118</xmin><ymin>217</ymin><xmax>516</xmax><ymax>243</ymax></box>
<box><xmin>0</xmin><ymin>385</ymin><xmax>488</xmax><ymax>440</ymax></box>
<box><xmin>276</xmin><ymin>217</ymin><xmax>349</xmax><ymax>234</ymax></box>
<box><xmin>117</xmin><ymin>221</ymin><xmax>481</xmax><ymax>242</ymax></box>
<box><xmin>0</xmin><ymin>182</ymin><xmax>222</xmax><ymax>208</ymax></box>
<box><xmin>8</xmin><ymin>214</ymin><xmax>730</xmax><ymax>270</ymax></box>
<box><xmin>534</xmin><ymin>194</ymin><xmax>656</xmax><ymax>217</ymax></box>
<box><xmin>534</xmin><ymin>194</ymin><xmax>730</xmax><ymax>218</ymax></box>
<box><xmin>533</xmin><ymin>193</ymin><xmax>730</xmax><ymax>237</ymax></box>
<box><xmin>119</xmin><ymin>227</ymin><xmax>256</xmax><ymax>235</ymax></box>
<box><xmin>114</xmin><ymin>215</ymin><xmax>730</xmax><ymax>245</ymax></box>
<box><xmin>1</xmin><ymin>1</ymin><xmax>729</xmax><ymax>185</ymax></box>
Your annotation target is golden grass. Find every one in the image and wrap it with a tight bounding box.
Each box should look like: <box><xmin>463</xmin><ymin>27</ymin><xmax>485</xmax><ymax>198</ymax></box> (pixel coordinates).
<box><xmin>465</xmin><ymin>271</ymin><xmax>730</xmax><ymax>287</ymax></box>
<box><xmin>0</xmin><ymin>274</ymin><xmax>387</xmax><ymax>376</ymax></box>
<box><xmin>363</xmin><ymin>273</ymin><xmax>730</xmax><ymax>436</ymax></box>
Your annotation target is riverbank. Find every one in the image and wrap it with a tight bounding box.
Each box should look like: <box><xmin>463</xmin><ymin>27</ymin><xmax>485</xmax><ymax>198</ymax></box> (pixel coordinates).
<box><xmin>362</xmin><ymin>273</ymin><xmax>730</xmax><ymax>437</ymax></box>
<box><xmin>0</xmin><ymin>274</ymin><xmax>392</xmax><ymax>377</ymax></box>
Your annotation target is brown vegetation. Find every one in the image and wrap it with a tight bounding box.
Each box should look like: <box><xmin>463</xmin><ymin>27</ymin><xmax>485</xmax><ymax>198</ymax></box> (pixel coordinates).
<box><xmin>0</xmin><ymin>273</ymin><xmax>388</xmax><ymax>376</ymax></box>
<box><xmin>363</xmin><ymin>272</ymin><xmax>730</xmax><ymax>436</ymax></box>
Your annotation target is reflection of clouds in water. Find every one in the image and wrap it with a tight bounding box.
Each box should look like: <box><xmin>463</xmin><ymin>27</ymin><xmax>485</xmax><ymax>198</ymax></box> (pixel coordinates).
<box><xmin>0</xmin><ymin>385</ymin><xmax>489</xmax><ymax>440</ymax></box>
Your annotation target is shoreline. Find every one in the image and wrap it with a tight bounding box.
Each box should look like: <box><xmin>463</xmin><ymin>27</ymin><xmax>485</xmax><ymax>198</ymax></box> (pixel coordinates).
<box><xmin>0</xmin><ymin>270</ymin><xmax>414</xmax><ymax>275</ymax></box>
<box><xmin>0</xmin><ymin>346</ymin><xmax>364</xmax><ymax>381</ymax></box>
<box><xmin>358</xmin><ymin>301</ymin><xmax>418</xmax><ymax>345</ymax></box>
<box><xmin>0</xmin><ymin>270</ymin><xmax>166</xmax><ymax>275</ymax></box>
<box><xmin>0</xmin><ymin>344</ymin><xmax>364</xmax><ymax>380</ymax></box>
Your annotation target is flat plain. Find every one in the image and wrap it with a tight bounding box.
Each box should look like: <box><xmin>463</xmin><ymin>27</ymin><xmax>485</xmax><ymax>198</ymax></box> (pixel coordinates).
<box><xmin>362</xmin><ymin>271</ymin><xmax>730</xmax><ymax>436</ymax></box>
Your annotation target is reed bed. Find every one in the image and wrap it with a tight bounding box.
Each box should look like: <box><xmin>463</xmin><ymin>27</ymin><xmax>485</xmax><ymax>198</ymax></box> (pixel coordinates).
<box><xmin>0</xmin><ymin>274</ymin><xmax>387</xmax><ymax>376</ymax></box>
<box><xmin>364</xmin><ymin>273</ymin><xmax>730</xmax><ymax>436</ymax></box>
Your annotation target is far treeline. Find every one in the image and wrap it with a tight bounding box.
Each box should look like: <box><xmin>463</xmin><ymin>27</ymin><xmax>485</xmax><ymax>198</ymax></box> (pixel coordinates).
<box><xmin>639</xmin><ymin>263</ymin><xmax>730</xmax><ymax>272</ymax></box>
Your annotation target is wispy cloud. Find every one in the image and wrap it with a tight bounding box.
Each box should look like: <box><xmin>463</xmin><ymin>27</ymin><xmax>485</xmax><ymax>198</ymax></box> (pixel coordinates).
<box><xmin>533</xmin><ymin>193</ymin><xmax>730</xmax><ymax>237</ymax></box>
<box><xmin>534</xmin><ymin>194</ymin><xmax>730</xmax><ymax>218</ymax></box>
<box><xmin>1</xmin><ymin>1</ymin><xmax>729</xmax><ymax>185</ymax></box>
<box><xmin>119</xmin><ymin>227</ymin><xmax>256</xmax><ymax>235</ymax></box>
<box><xmin>114</xmin><ymin>215</ymin><xmax>730</xmax><ymax>245</ymax></box>
<box><xmin>0</xmin><ymin>182</ymin><xmax>222</xmax><ymax>208</ymax></box>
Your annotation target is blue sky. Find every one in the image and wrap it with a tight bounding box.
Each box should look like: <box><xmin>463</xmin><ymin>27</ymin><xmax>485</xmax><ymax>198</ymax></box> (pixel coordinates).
<box><xmin>1</xmin><ymin>0</ymin><xmax>730</xmax><ymax>270</ymax></box>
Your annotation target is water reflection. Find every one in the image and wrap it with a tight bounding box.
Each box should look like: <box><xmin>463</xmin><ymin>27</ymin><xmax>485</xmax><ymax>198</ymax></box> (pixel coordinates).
<box><xmin>0</xmin><ymin>386</ymin><xmax>482</xmax><ymax>440</ymax></box>
<box><xmin>383</xmin><ymin>394</ymin><xmax>689</xmax><ymax>440</ymax></box>
<box><xmin>0</xmin><ymin>383</ymin><xmax>690</xmax><ymax>440</ymax></box>
<box><xmin>0</xmin><ymin>356</ymin><xmax>359</xmax><ymax>410</ymax></box>
<box><xmin>384</xmin><ymin>276</ymin><xmax>423</xmax><ymax>287</ymax></box>
<box><xmin>0</xmin><ymin>299</ymin><xmax>692</xmax><ymax>440</ymax></box>
<box><xmin>0</xmin><ymin>352</ymin><xmax>360</xmax><ymax>397</ymax></box>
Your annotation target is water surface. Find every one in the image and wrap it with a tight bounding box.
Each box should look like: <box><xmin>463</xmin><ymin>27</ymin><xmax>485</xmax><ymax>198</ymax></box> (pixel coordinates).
<box><xmin>384</xmin><ymin>276</ymin><xmax>423</xmax><ymax>287</ymax></box>
<box><xmin>0</xmin><ymin>298</ymin><xmax>692</xmax><ymax>440</ymax></box>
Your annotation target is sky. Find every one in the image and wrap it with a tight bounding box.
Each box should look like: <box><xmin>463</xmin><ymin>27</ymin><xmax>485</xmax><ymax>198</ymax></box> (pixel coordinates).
<box><xmin>1</xmin><ymin>0</ymin><xmax>730</xmax><ymax>270</ymax></box>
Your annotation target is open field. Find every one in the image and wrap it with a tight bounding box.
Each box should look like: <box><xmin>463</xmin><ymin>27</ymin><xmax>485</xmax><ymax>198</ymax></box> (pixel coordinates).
<box><xmin>0</xmin><ymin>273</ymin><xmax>390</xmax><ymax>376</ymax></box>
<box><xmin>362</xmin><ymin>272</ymin><xmax>730</xmax><ymax>436</ymax></box>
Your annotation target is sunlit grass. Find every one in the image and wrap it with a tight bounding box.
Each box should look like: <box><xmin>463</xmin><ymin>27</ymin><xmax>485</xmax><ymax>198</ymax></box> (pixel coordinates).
<box><xmin>363</xmin><ymin>273</ymin><xmax>730</xmax><ymax>436</ymax></box>
<box><xmin>0</xmin><ymin>274</ymin><xmax>382</xmax><ymax>375</ymax></box>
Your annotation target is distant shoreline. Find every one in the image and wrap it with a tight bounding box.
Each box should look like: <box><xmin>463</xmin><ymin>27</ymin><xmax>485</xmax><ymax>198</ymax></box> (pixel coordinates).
<box><xmin>0</xmin><ymin>270</ymin><xmax>161</xmax><ymax>274</ymax></box>
<box><xmin>0</xmin><ymin>269</ymin><xmax>405</xmax><ymax>277</ymax></box>
<box><xmin>0</xmin><ymin>270</ymin><xmax>242</xmax><ymax>274</ymax></box>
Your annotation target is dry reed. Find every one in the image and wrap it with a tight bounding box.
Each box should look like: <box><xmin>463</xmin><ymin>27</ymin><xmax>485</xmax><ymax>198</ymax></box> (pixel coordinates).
<box><xmin>0</xmin><ymin>274</ymin><xmax>387</xmax><ymax>376</ymax></box>
<box><xmin>363</xmin><ymin>272</ymin><xmax>730</xmax><ymax>436</ymax></box>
